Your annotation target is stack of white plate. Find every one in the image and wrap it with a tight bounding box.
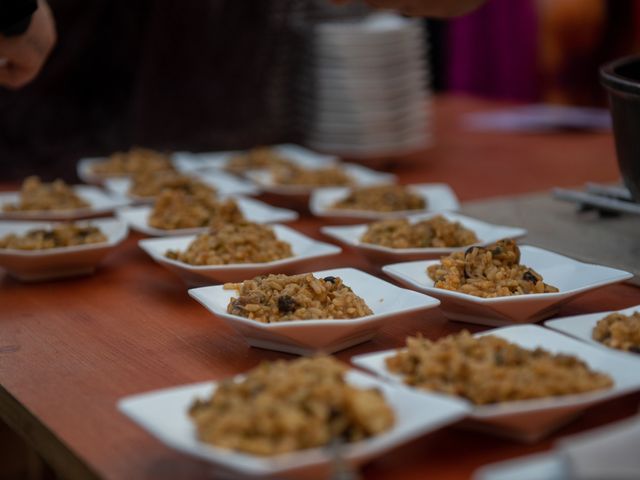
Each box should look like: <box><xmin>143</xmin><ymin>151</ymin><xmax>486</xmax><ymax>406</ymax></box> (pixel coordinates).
<box><xmin>299</xmin><ymin>12</ymin><xmax>431</xmax><ymax>158</ymax></box>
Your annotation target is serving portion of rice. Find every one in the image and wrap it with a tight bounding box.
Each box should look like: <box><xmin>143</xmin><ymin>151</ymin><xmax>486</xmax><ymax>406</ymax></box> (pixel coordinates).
<box><xmin>148</xmin><ymin>190</ymin><xmax>244</xmax><ymax>230</ymax></box>
<box><xmin>0</xmin><ymin>224</ymin><xmax>107</xmax><ymax>250</ymax></box>
<box><xmin>91</xmin><ymin>148</ymin><xmax>173</xmax><ymax>177</ymax></box>
<box><xmin>332</xmin><ymin>185</ymin><xmax>426</xmax><ymax>212</ymax></box>
<box><xmin>270</xmin><ymin>163</ymin><xmax>352</xmax><ymax>187</ymax></box>
<box><xmin>361</xmin><ymin>216</ymin><xmax>478</xmax><ymax>249</ymax></box>
<box><xmin>225</xmin><ymin>273</ymin><xmax>373</xmax><ymax>323</ymax></box>
<box><xmin>386</xmin><ymin>331</ymin><xmax>613</xmax><ymax>405</ymax></box>
<box><xmin>129</xmin><ymin>171</ymin><xmax>216</xmax><ymax>199</ymax></box>
<box><xmin>166</xmin><ymin>221</ymin><xmax>292</xmax><ymax>265</ymax></box>
<box><xmin>592</xmin><ymin>311</ymin><xmax>640</xmax><ymax>353</ymax></box>
<box><xmin>226</xmin><ymin>147</ymin><xmax>292</xmax><ymax>175</ymax></box>
<box><xmin>427</xmin><ymin>239</ymin><xmax>558</xmax><ymax>298</ymax></box>
<box><xmin>189</xmin><ymin>356</ymin><xmax>394</xmax><ymax>455</ymax></box>
<box><xmin>3</xmin><ymin>176</ymin><xmax>89</xmax><ymax>212</ymax></box>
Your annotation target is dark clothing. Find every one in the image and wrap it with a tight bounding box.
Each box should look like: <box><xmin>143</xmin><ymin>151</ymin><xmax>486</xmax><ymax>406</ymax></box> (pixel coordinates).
<box><xmin>0</xmin><ymin>0</ymin><xmax>37</xmax><ymax>36</ymax></box>
<box><xmin>0</xmin><ymin>0</ymin><xmax>300</xmax><ymax>181</ymax></box>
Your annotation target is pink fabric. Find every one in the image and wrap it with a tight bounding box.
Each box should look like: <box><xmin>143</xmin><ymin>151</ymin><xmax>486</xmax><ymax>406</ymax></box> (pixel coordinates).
<box><xmin>446</xmin><ymin>0</ymin><xmax>539</xmax><ymax>102</ymax></box>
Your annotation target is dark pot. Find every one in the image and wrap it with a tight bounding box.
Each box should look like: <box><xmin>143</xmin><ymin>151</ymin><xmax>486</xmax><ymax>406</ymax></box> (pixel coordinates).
<box><xmin>600</xmin><ymin>55</ymin><xmax>640</xmax><ymax>201</ymax></box>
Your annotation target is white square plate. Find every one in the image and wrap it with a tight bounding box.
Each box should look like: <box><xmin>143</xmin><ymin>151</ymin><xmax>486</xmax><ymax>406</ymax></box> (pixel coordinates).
<box><xmin>545</xmin><ymin>304</ymin><xmax>640</xmax><ymax>356</ymax></box>
<box><xmin>245</xmin><ymin>163</ymin><xmax>395</xmax><ymax>197</ymax></box>
<box><xmin>116</xmin><ymin>196</ymin><xmax>298</xmax><ymax>237</ymax></box>
<box><xmin>172</xmin><ymin>144</ymin><xmax>338</xmax><ymax>174</ymax></box>
<box><xmin>352</xmin><ymin>324</ymin><xmax>640</xmax><ymax>442</ymax></box>
<box><xmin>103</xmin><ymin>170</ymin><xmax>258</xmax><ymax>203</ymax></box>
<box><xmin>475</xmin><ymin>415</ymin><xmax>640</xmax><ymax>480</ymax></box>
<box><xmin>139</xmin><ymin>224</ymin><xmax>342</xmax><ymax>285</ymax></box>
<box><xmin>188</xmin><ymin>267</ymin><xmax>440</xmax><ymax>355</ymax></box>
<box><xmin>301</xmin><ymin>80</ymin><xmax>426</xmax><ymax>104</ymax></box>
<box><xmin>0</xmin><ymin>218</ymin><xmax>128</xmax><ymax>281</ymax></box>
<box><xmin>310</xmin><ymin>183</ymin><xmax>459</xmax><ymax>223</ymax></box>
<box><xmin>76</xmin><ymin>157</ymin><xmax>109</xmax><ymax>184</ymax></box>
<box><xmin>307</xmin><ymin>127</ymin><xmax>429</xmax><ymax>147</ymax></box>
<box><xmin>322</xmin><ymin>212</ymin><xmax>526</xmax><ymax>264</ymax></box>
<box><xmin>382</xmin><ymin>246</ymin><xmax>632</xmax><ymax>326</ymax></box>
<box><xmin>118</xmin><ymin>369</ymin><xmax>468</xmax><ymax>479</ymax></box>
<box><xmin>0</xmin><ymin>186</ymin><xmax>130</xmax><ymax>221</ymax></box>
<box><xmin>473</xmin><ymin>452</ymin><xmax>566</xmax><ymax>480</ymax></box>
<box><xmin>302</xmin><ymin>107</ymin><xmax>427</xmax><ymax>135</ymax></box>
<box><xmin>77</xmin><ymin>156</ymin><xmax>177</xmax><ymax>185</ymax></box>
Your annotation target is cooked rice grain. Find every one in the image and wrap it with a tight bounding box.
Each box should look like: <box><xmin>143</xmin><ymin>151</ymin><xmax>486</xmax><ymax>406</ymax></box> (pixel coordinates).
<box><xmin>129</xmin><ymin>171</ymin><xmax>216</xmax><ymax>199</ymax></box>
<box><xmin>189</xmin><ymin>356</ymin><xmax>394</xmax><ymax>455</ymax></box>
<box><xmin>333</xmin><ymin>185</ymin><xmax>426</xmax><ymax>212</ymax></box>
<box><xmin>361</xmin><ymin>216</ymin><xmax>478</xmax><ymax>248</ymax></box>
<box><xmin>149</xmin><ymin>190</ymin><xmax>244</xmax><ymax>230</ymax></box>
<box><xmin>427</xmin><ymin>239</ymin><xmax>558</xmax><ymax>297</ymax></box>
<box><xmin>3</xmin><ymin>176</ymin><xmax>89</xmax><ymax>212</ymax></box>
<box><xmin>226</xmin><ymin>147</ymin><xmax>292</xmax><ymax>175</ymax></box>
<box><xmin>386</xmin><ymin>331</ymin><xmax>613</xmax><ymax>404</ymax></box>
<box><xmin>0</xmin><ymin>224</ymin><xmax>107</xmax><ymax>250</ymax></box>
<box><xmin>271</xmin><ymin>164</ymin><xmax>352</xmax><ymax>187</ymax></box>
<box><xmin>166</xmin><ymin>222</ymin><xmax>292</xmax><ymax>265</ymax></box>
<box><xmin>593</xmin><ymin>311</ymin><xmax>640</xmax><ymax>353</ymax></box>
<box><xmin>225</xmin><ymin>273</ymin><xmax>373</xmax><ymax>323</ymax></box>
<box><xmin>92</xmin><ymin>148</ymin><xmax>173</xmax><ymax>177</ymax></box>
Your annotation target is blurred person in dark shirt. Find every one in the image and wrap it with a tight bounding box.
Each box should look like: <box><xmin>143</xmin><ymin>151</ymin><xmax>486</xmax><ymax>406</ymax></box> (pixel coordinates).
<box><xmin>0</xmin><ymin>0</ymin><xmax>485</xmax><ymax>182</ymax></box>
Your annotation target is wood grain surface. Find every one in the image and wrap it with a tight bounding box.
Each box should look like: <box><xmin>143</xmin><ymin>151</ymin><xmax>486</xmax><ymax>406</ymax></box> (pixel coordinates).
<box><xmin>1</xmin><ymin>95</ymin><xmax>638</xmax><ymax>480</ymax></box>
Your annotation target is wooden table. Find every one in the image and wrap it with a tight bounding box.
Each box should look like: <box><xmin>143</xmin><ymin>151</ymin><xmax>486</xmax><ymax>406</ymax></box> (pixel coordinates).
<box><xmin>2</xmin><ymin>95</ymin><xmax>639</xmax><ymax>480</ymax></box>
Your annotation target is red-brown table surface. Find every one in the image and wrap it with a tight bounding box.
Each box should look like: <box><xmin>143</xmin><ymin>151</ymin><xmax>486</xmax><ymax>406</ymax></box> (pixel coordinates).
<box><xmin>1</xmin><ymin>95</ymin><xmax>639</xmax><ymax>480</ymax></box>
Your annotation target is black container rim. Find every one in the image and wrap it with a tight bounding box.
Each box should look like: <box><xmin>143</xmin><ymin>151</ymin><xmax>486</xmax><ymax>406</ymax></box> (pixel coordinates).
<box><xmin>600</xmin><ymin>55</ymin><xmax>640</xmax><ymax>95</ymax></box>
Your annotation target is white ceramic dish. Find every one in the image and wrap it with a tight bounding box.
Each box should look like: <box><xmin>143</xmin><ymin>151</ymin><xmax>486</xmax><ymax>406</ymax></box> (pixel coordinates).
<box><xmin>139</xmin><ymin>224</ymin><xmax>342</xmax><ymax>285</ymax></box>
<box><xmin>306</xmin><ymin>132</ymin><xmax>430</xmax><ymax>153</ymax></box>
<box><xmin>306</xmin><ymin>126</ymin><xmax>428</xmax><ymax>146</ymax></box>
<box><xmin>301</xmin><ymin>97</ymin><xmax>430</xmax><ymax>121</ymax></box>
<box><xmin>473</xmin><ymin>452</ymin><xmax>566</xmax><ymax>480</ymax></box>
<box><xmin>307</xmin><ymin>64</ymin><xmax>425</xmax><ymax>81</ymax></box>
<box><xmin>116</xmin><ymin>197</ymin><xmax>298</xmax><ymax>237</ymax></box>
<box><xmin>317</xmin><ymin>12</ymin><xmax>419</xmax><ymax>26</ymax></box>
<box><xmin>77</xmin><ymin>157</ymin><xmax>110</xmax><ymax>184</ymax></box>
<box><xmin>306</xmin><ymin>105</ymin><xmax>428</xmax><ymax>124</ymax></box>
<box><xmin>0</xmin><ymin>186</ymin><xmax>130</xmax><ymax>221</ymax></box>
<box><xmin>314</xmin><ymin>41</ymin><xmax>423</xmax><ymax>58</ymax></box>
<box><xmin>103</xmin><ymin>170</ymin><xmax>258</xmax><ymax>203</ymax></box>
<box><xmin>314</xmin><ymin>28</ymin><xmax>422</xmax><ymax>48</ymax></box>
<box><xmin>382</xmin><ymin>246</ymin><xmax>633</xmax><ymax>326</ymax></box>
<box><xmin>305</xmin><ymin>73</ymin><xmax>426</xmax><ymax>96</ymax></box>
<box><xmin>474</xmin><ymin>415</ymin><xmax>640</xmax><ymax>480</ymax></box>
<box><xmin>310</xmin><ymin>184</ymin><xmax>459</xmax><ymax>223</ymax></box>
<box><xmin>352</xmin><ymin>324</ymin><xmax>640</xmax><ymax>442</ymax></box>
<box><xmin>188</xmin><ymin>267</ymin><xmax>440</xmax><ymax>355</ymax></box>
<box><xmin>322</xmin><ymin>212</ymin><xmax>527</xmax><ymax>264</ymax></box>
<box><xmin>77</xmin><ymin>155</ymin><xmax>178</xmax><ymax>185</ymax></box>
<box><xmin>302</xmin><ymin>108</ymin><xmax>428</xmax><ymax>134</ymax></box>
<box><xmin>118</xmin><ymin>368</ymin><xmax>468</xmax><ymax>479</ymax></box>
<box><xmin>300</xmin><ymin>70</ymin><xmax>427</xmax><ymax>94</ymax></box>
<box><xmin>0</xmin><ymin>218</ymin><xmax>128</xmax><ymax>281</ymax></box>
<box><xmin>313</xmin><ymin>38</ymin><xmax>424</xmax><ymax>57</ymax></box>
<box><xmin>307</xmin><ymin>137</ymin><xmax>431</xmax><ymax>160</ymax></box>
<box><xmin>545</xmin><ymin>304</ymin><xmax>640</xmax><ymax>356</ymax></box>
<box><xmin>297</xmin><ymin>70</ymin><xmax>428</xmax><ymax>96</ymax></box>
<box><xmin>172</xmin><ymin>144</ymin><xmax>337</xmax><ymax>174</ymax></box>
<box><xmin>314</xmin><ymin>32</ymin><xmax>423</xmax><ymax>51</ymax></box>
<box><xmin>245</xmin><ymin>163</ymin><xmax>395</xmax><ymax>198</ymax></box>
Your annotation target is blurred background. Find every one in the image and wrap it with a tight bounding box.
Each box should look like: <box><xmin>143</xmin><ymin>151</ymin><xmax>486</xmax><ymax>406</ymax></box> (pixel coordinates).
<box><xmin>0</xmin><ymin>0</ymin><xmax>638</xmax><ymax>180</ymax></box>
<box><xmin>1</xmin><ymin>1</ymin><xmax>640</xmax><ymax>478</ymax></box>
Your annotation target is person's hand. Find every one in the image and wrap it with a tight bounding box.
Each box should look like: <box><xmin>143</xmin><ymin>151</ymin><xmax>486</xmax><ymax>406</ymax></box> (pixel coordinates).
<box><xmin>333</xmin><ymin>0</ymin><xmax>486</xmax><ymax>17</ymax></box>
<box><xmin>0</xmin><ymin>0</ymin><xmax>56</xmax><ymax>89</ymax></box>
